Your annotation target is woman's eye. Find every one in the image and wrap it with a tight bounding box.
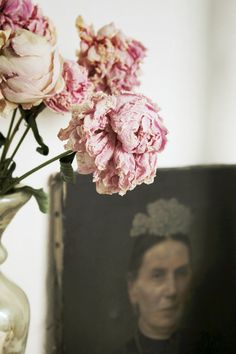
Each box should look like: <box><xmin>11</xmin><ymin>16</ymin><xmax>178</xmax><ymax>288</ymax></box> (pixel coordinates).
<box><xmin>175</xmin><ymin>267</ymin><xmax>189</xmax><ymax>277</ymax></box>
<box><xmin>151</xmin><ymin>269</ymin><xmax>165</xmax><ymax>278</ymax></box>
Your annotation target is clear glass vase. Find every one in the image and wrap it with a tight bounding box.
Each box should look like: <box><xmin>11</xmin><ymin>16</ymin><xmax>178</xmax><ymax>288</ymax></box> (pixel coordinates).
<box><xmin>0</xmin><ymin>191</ymin><xmax>31</xmax><ymax>354</ymax></box>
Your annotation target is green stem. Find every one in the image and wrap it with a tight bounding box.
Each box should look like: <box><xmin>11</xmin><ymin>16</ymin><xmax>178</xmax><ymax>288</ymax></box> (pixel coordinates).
<box><xmin>9</xmin><ymin>104</ymin><xmax>46</xmax><ymax>162</ymax></box>
<box><xmin>8</xmin><ymin>114</ymin><xmax>25</xmax><ymax>148</ymax></box>
<box><xmin>7</xmin><ymin>108</ymin><xmax>17</xmax><ymax>140</ymax></box>
<box><xmin>17</xmin><ymin>150</ymin><xmax>73</xmax><ymax>183</ymax></box>
<box><xmin>18</xmin><ymin>149</ymin><xmax>72</xmax><ymax>182</ymax></box>
<box><xmin>1</xmin><ymin>150</ymin><xmax>73</xmax><ymax>195</ymax></box>
<box><xmin>1</xmin><ymin>114</ymin><xmax>25</xmax><ymax>168</ymax></box>
<box><xmin>10</xmin><ymin>125</ymin><xmax>31</xmax><ymax>161</ymax></box>
<box><xmin>0</xmin><ymin>108</ymin><xmax>17</xmax><ymax>164</ymax></box>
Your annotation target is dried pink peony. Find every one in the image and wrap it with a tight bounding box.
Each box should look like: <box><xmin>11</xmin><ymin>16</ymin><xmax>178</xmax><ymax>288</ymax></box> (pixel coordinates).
<box><xmin>0</xmin><ymin>0</ymin><xmax>56</xmax><ymax>43</ymax></box>
<box><xmin>76</xmin><ymin>16</ymin><xmax>146</xmax><ymax>95</ymax></box>
<box><xmin>58</xmin><ymin>92</ymin><xmax>167</xmax><ymax>195</ymax></box>
<box><xmin>45</xmin><ymin>60</ymin><xmax>92</xmax><ymax>113</ymax></box>
<box><xmin>0</xmin><ymin>29</ymin><xmax>64</xmax><ymax>109</ymax></box>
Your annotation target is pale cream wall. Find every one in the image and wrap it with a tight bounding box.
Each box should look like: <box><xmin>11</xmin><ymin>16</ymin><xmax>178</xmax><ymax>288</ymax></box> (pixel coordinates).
<box><xmin>205</xmin><ymin>0</ymin><xmax>236</xmax><ymax>163</ymax></box>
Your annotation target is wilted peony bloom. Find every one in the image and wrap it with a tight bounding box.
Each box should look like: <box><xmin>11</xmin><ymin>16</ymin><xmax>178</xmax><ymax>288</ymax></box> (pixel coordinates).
<box><xmin>0</xmin><ymin>0</ymin><xmax>56</xmax><ymax>43</ymax></box>
<box><xmin>0</xmin><ymin>90</ymin><xmax>17</xmax><ymax>116</ymax></box>
<box><xmin>76</xmin><ymin>16</ymin><xmax>146</xmax><ymax>95</ymax></box>
<box><xmin>0</xmin><ymin>29</ymin><xmax>16</xmax><ymax>114</ymax></box>
<box><xmin>45</xmin><ymin>60</ymin><xmax>91</xmax><ymax>113</ymax></box>
<box><xmin>0</xmin><ymin>29</ymin><xmax>64</xmax><ymax>109</ymax></box>
<box><xmin>58</xmin><ymin>92</ymin><xmax>167</xmax><ymax>195</ymax></box>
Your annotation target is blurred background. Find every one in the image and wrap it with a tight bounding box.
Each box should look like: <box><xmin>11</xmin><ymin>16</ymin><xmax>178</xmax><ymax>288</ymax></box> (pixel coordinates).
<box><xmin>1</xmin><ymin>0</ymin><xmax>236</xmax><ymax>353</ymax></box>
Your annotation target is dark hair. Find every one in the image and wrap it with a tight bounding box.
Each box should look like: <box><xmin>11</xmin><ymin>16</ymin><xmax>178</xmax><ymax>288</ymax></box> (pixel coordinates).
<box><xmin>128</xmin><ymin>233</ymin><xmax>192</xmax><ymax>281</ymax></box>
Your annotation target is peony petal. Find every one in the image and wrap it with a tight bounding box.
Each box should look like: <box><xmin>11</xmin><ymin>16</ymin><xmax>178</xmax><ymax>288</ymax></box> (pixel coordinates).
<box><xmin>42</xmin><ymin>51</ymin><xmax>64</xmax><ymax>95</ymax></box>
<box><xmin>1</xmin><ymin>75</ymin><xmax>63</xmax><ymax>105</ymax></box>
<box><xmin>86</xmin><ymin>130</ymin><xmax>108</xmax><ymax>156</ymax></box>
<box><xmin>76</xmin><ymin>151</ymin><xmax>95</xmax><ymax>174</ymax></box>
<box><xmin>4</xmin><ymin>54</ymin><xmax>51</xmax><ymax>79</ymax></box>
<box><xmin>11</xmin><ymin>29</ymin><xmax>50</xmax><ymax>57</ymax></box>
<box><xmin>0</xmin><ymin>55</ymin><xmax>16</xmax><ymax>77</ymax></box>
<box><xmin>97</xmin><ymin>23</ymin><xmax>118</xmax><ymax>39</ymax></box>
<box><xmin>94</xmin><ymin>134</ymin><xmax>116</xmax><ymax>171</ymax></box>
<box><xmin>3</xmin><ymin>0</ymin><xmax>20</xmax><ymax>15</ymax></box>
<box><xmin>87</xmin><ymin>46</ymin><xmax>100</xmax><ymax>62</ymax></box>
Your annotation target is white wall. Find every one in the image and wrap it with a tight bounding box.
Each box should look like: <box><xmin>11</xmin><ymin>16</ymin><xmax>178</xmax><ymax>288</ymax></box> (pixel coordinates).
<box><xmin>205</xmin><ymin>0</ymin><xmax>236</xmax><ymax>163</ymax></box>
<box><xmin>1</xmin><ymin>1</ymin><xmax>236</xmax><ymax>353</ymax></box>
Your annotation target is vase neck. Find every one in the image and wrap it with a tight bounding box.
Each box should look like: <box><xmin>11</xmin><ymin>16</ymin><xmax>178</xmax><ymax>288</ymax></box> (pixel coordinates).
<box><xmin>0</xmin><ymin>191</ymin><xmax>31</xmax><ymax>264</ymax></box>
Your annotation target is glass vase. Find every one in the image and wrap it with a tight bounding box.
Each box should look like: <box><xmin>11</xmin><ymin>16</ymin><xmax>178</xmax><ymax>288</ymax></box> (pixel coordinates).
<box><xmin>0</xmin><ymin>191</ymin><xmax>31</xmax><ymax>354</ymax></box>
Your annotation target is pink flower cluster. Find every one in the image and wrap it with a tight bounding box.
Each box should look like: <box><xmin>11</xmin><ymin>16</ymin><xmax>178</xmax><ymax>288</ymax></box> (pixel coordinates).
<box><xmin>0</xmin><ymin>0</ymin><xmax>56</xmax><ymax>43</ymax></box>
<box><xmin>57</xmin><ymin>17</ymin><xmax>168</xmax><ymax>195</ymax></box>
<box><xmin>0</xmin><ymin>2</ymin><xmax>168</xmax><ymax>196</ymax></box>
<box><xmin>58</xmin><ymin>92</ymin><xmax>167</xmax><ymax>195</ymax></box>
<box><xmin>45</xmin><ymin>60</ymin><xmax>91</xmax><ymax>113</ymax></box>
<box><xmin>76</xmin><ymin>16</ymin><xmax>146</xmax><ymax>95</ymax></box>
<box><xmin>0</xmin><ymin>0</ymin><xmax>90</xmax><ymax>113</ymax></box>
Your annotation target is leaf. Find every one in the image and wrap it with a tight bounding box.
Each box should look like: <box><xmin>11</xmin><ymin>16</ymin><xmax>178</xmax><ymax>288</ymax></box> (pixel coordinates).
<box><xmin>19</xmin><ymin>186</ymin><xmax>49</xmax><ymax>213</ymax></box>
<box><xmin>60</xmin><ymin>151</ymin><xmax>76</xmax><ymax>183</ymax></box>
<box><xmin>21</xmin><ymin>104</ymin><xmax>49</xmax><ymax>156</ymax></box>
<box><xmin>0</xmin><ymin>132</ymin><xmax>6</xmax><ymax>148</ymax></box>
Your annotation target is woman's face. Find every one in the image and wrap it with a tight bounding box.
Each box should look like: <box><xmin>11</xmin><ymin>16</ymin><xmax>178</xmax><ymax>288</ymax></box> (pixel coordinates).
<box><xmin>128</xmin><ymin>239</ymin><xmax>192</xmax><ymax>339</ymax></box>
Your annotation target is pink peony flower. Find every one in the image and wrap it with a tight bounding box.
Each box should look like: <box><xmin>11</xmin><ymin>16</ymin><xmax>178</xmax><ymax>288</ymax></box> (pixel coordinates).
<box><xmin>0</xmin><ymin>29</ymin><xmax>64</xmax><ymax>109</ymax></box>
<box><xmin>0</xmin><ymin>0</ymin><xmax>56</xmax><ymax>43</ymax></box>
<box><xmin>45</xmin><ymin>60</ymin><xmax>91</xmax><ymax>113</ymax></box>
<box><xmin>58</xmin><ymin>92</ymin><xmax>167</xmax><ymax>195</ymax></box>
<box><xmin>76</xmin><ymin>16</ymin><xmax>146</xmax><ymax>95</ymax></box>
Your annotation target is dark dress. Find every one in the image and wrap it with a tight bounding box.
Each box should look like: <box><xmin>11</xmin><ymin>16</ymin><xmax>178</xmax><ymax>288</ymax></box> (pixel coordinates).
<box><xmin>114</xmin><ymin>329</ymin><xmax>230</xmax><ymax>354</ymax></box>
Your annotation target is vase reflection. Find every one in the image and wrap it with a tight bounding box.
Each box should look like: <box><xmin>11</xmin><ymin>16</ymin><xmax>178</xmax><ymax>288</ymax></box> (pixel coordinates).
<box><xmin>0</xmin><ymin>191</ymin><xmax>31</xmax><ymax>354</ymax></box>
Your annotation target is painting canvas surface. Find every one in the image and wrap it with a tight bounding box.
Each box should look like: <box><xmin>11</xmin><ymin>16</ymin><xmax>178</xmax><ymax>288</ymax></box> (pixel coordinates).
<box><xmin>49</xmin><ymin>165</ymin><xmax>236</xmax><ymax>354</ymax></box>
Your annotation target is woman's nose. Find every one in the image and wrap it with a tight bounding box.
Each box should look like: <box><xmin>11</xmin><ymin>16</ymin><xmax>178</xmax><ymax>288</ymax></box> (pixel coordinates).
<box><xmin>164</xmin><ymin>274</ymin><xmax>177</xmax><ymax>297</ymax></box>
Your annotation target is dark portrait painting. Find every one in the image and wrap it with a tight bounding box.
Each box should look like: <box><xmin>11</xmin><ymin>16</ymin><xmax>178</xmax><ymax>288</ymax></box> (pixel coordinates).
<box><xmin>48</xmin><ymin>165</ymin><xmax>236</xmax><ymax>354</ymax></box>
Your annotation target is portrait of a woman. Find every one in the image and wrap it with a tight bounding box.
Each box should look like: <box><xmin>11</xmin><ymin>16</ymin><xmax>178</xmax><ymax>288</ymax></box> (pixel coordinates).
<box><xmin>116</xmin><ymin>199</ymin><xmax>229</xmax><ymax>354</ymax></box>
